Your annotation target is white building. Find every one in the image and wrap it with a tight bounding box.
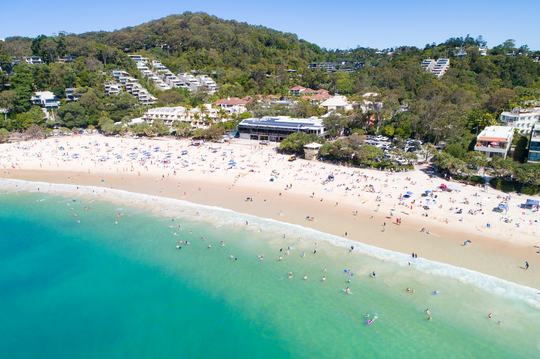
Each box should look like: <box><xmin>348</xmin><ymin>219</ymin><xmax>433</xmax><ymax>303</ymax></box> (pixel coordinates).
<box><xmin>30</xmin><ymin>91</ymin><xmax>59</xmax><ymax>109</ymax></box>
<box><xmin>421</xmin><ymin>58</ymin><xmax>450</xmax><ymax>78</ymax></box>
<box><xmin>528</xmin><ymin>124</ymin><xmax>540</xmax><ymax>163</ymax></box>
<box><xmin>421</xmin><ymin>59</ymin><xmax>436</xmax><ymax>72</ymax></box>
<box><xmin>196</xmin><ymin>75</ymin><xmax>217</xmax><ymax>94</ymax></box>
<box><xmin>320</xmin><ymin>95</ymin><xmax>353</xmax><ymax>112</ymax></box>
<box><xmin>25</xmin><ymin>56</ymin><xmax>44</xmax><ymax>65</ymax></box>
<box><xmin>141</xmin><ymin>105</ymin><xmax>217</xmax><ymax>129</ymax></box>
<box><xmin>499</xmin><ymin>107</ymin><xmax>540</xmax><ymax>134</ymax></box>
<box><xmin>104</xmin><ymin>81</ymin><xmax>121</xmax><ymax>96</ymax></box>
<box><xmin>237</xmin><ymin>116</ymin><xmax>325</xmax><ymax>141</ymax></box>
<box><xmin>474</xmin><ymin>126</ymin><xmax>514</xmax><ymax>160</ymax></box>
<box><xmin>177</xmin><ymin>73</ymin><xmax>201</xmax><ymax>92</ymax></box>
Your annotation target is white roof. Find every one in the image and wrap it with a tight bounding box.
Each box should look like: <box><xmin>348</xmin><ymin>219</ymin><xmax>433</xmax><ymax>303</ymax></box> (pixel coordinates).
<box><xmin>304</xmin><ymin>142</ymin><xmax>323</xmax><ymax>149</ymax></box>
<box><xmin>477</xmin><ymin>126</ymin><xmax>514</xmax><ymax>140</ymax></box>
<box><xmin>320</xmin><ymin>96</ymin><xmax>349</xmax><ymax>107</ymax></box>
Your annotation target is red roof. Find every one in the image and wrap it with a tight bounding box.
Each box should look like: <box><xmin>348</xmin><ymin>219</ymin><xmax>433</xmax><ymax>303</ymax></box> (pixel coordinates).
<box><xmin>290</xmin><ymin>85</ymin><xmax>305</xmax><ymax>90</ymax></box>
<box><xmin>315</xmin><ymin>89</ymin><xmax>329</xmax><ymax>93</ymax></box>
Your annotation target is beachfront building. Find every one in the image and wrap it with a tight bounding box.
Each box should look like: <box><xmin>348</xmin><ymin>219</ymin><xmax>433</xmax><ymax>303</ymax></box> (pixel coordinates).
<box><xmin>304</xmin><ymin>142</ymin><xmax>323</xmax><ymax>160</ymax></box>
<box><xmin>527</xmin><ymin>124</ymin><xmax>540</xmax><ymax>163</ymax></box>
<box><xmin>141</xmin><ymin>105</ymin><xmax>217</xmax><ymax>129</ymax></box>
<box><xmin>474</xmin><ymin>126</ymin><xmax>514</xmax><ymax>160</ymax></box>
<box><xmin>499</xmin><ymin>107</ymin><xmax>540</xmax><ymax>134</ymax></box>
<box><xmin>30</xmin><ymin>91</ymin><xmax>60</xmax><ymax>109</ymax></box>
<box><xmin>237</xmin><ymin>116</ymin><xmax>325</xmax><ymax>141</ymax></box>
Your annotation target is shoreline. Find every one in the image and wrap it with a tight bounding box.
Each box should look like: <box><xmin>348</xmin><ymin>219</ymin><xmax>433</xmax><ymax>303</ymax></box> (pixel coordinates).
<box><xmin>1</xmin><ymin>135</ymin><xmax>539</xmax><ymax>288</ymax></box>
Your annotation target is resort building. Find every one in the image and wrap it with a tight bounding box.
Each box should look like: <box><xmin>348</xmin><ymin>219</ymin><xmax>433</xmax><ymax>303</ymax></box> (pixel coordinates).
<box><xmin>499</xmin><ymin>107</ymin><xmax>540</xmax><ymax>134</ymax></box>
<box><xmin>30</xmin><ymin>91</ymin><xmax>60</xmax><ymax>109</ymax></box>
<box><xmin>104</xmin><ymin>81</ymin><xmax>122</xmax><ymax>96</ymax></box>
<box><xmin>196</xmin><ymin>75</ymin><xmax>217</xmax><ymax>94</ymax></box>
<box><xmin>141</xmin><ymin>105</ymin><xmax>218</xmax><ymax>129</ymax></box>
<box><xmin>474</xmin><ymin>126</ymin><xmax>514</xmax><ymax>160</ymax></box>
<box><xmin>56</xmin><ymin>56</ymin><xmax>77</xmax><ymax>64</ymax></box>
<box><xmin>528</xmin><ymin>124</ymin><xmax>540</xmax><ymax>163</ymax></box>
<box><xmin>237</xmin><ymin>116</ymin><xmax>325</xmax><ymax>141</ymax></box>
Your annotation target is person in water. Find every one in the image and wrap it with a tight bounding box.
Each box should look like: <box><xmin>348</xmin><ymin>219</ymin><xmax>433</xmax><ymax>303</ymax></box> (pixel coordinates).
<box><xmin>288</xmin><ymin>271</ymin><xmax>292</xmax><ymax>279</ymax></box>
<box><xmin>322</xmin><ymin>276</ymin><xmax>326</xmax><ymax>281</ymax></box>
<box><xmin>346</xmin><ymin>287</ymin><xmax>350</xmax><ymax>293</ymax></box>
<box><xmin>303</xmin><ymin>275</ymin><xmax>307</xmax><ymax>280</ymax></box>
<box><xmin>371</xmin><ymin>271</ymin><xmax>376</xmax><ymax>277</ymax></box>
<box><xmin>488</xmin><ymin>313</ymin><xmax>492</xmax><ymax>319</ymax></box>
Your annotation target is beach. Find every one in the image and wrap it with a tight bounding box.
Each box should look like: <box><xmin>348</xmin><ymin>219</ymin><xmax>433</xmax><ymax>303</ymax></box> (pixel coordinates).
<box><xmin>1</xmin><ymin>134</ymin><xmax>539</xmax><ymax>288</ymax></box>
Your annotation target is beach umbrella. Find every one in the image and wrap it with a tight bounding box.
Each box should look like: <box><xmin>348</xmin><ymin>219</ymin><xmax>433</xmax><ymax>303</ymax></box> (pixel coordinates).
<box><xmin>425</xmin><ymin>190</ymin><xmax>432</xmax><ymax>194</ymax></box>
<box><xmin>406</xmin><ymin>191</ymin><xmax>413</xmax><ymax>196</ymax></box>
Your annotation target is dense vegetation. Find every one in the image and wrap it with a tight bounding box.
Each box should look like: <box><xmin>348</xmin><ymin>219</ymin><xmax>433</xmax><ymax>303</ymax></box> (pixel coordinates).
<box><xmin>1</xmin><ymin>12</ymin><xmax>540</xmax><ymax>188</ymax></box>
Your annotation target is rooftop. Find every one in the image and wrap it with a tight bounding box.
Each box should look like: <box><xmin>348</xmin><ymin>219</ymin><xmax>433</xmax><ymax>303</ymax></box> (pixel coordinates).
<box><xmin>477</xmin><ymin>126</ymin><xmax>514</xmax><ymax>141</ymax></box>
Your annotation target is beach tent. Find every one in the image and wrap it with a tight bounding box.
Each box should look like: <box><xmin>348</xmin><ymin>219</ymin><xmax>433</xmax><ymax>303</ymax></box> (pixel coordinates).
<box><xmin>497</xmin><ymin>203</ymin><xmax>509</xmax><ymax>214</ymax></box>
<box><xmin>406</xmin><ymin>191</ymin><xmax>413</xmax><ymax>196</ymax></box>
<box><xmin>525</xmin><ymin>199</ymin><xmax>539</xmax><ymax>208</ymax></box>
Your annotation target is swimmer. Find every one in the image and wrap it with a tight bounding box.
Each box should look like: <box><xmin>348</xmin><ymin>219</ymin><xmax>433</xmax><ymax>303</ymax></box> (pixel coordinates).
<box><xmin>234</xmin><ymin>257</ymin><xmax>237</xmax><ymax>261</ymax></box>
<box><xmin>322</xmin><ymin>276</ymin><xmax>326</xmax><ymax>281</ymax></box>
<box><xmin>427</xmin><ymin>317</ymin><xmax>432</xmax><ymax>321</ymax></box>
<box><xmin>364</xmin><ymin>313</ymin><xmax>369</xmax><ymax>318</ymax></box>
<box><xmin>371</xmin><ymin>271</ymin><xmax>376</xmax><ymax>277</ymax></box>
<box><xmin>277</xmin><ymin>256</ymin><xmax>282</xmax><ymax>261</ymax></box>
<box><xmin>406</xmin><ymin>288</ymin><xmax>410</xmax><ymax>292</ymax></box>
<box><xmin>488</xmin><ymin>313</ymin><xmax>492</xmax><ymax>319</ymax></box>
<box><xmin>303</xmin><ymin>275</ymin><xmax>307</xmax><ymax>280</ymax></box>
<box><xmin>230</xmin><ymin>255</ymin><xmax>233</xmax><ymax>259</ymax></box>
<box><xmin>425</xmin><ymin>309</ymin><xmax>431</xmax><ymax>315</ymax></box>
<box><xmin>288</xmin><ymin>271</ymin><xmax>292</xmax><ymax>279</ymax></box>
<box><xmin>324</xmin><ymin>268</ymin><xmax>326</xmax><ymax>272</ymax></box>
<box><xmin>412</xmin><ymin>289</ymin><xmax>415</xmax><ymax>294</ymax></box>
<box><xmin>286</xmin><ymin>250</ymin><xmax>290</xmax><ymax>256</ymax></box>
<box><xmin>433</xmin><ymin>290</ymin><xmax>438</xmax><ymax>295</ymax></box>
<box><xmin>346</xmin><ymin>287</ymin><xmax>350</xmax><ymax>293</ymax></box>
<box><xmin>498</xmin><ymin>321</ymin><xmax>502</xmax><ymax>325</ymax></box>
<box><xmin>207</xmin><ymin>245</ymin><xmax>211</xmax><ymax>249</ymax></box>
<box><xmin>302</xmin><ymin>252</ymin><xmax>305</xmax><ymax>257</ymax></box>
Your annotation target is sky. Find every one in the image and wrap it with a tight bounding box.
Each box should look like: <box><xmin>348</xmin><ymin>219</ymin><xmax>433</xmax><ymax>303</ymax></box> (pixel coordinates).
<box><xmin>1</xmin><ymin>0</ymin><xmax>539</xmax><ymax>51</ymax></box>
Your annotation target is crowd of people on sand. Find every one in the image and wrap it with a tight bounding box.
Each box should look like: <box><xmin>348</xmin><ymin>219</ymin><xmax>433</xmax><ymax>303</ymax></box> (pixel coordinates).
<box><xmin>1</xmin><ymin>135</ymin><xmax>538</xmax><ymax>325</ymax></box>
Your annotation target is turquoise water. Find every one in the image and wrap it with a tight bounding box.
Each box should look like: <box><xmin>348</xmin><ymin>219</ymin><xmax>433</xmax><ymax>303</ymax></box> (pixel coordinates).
<box><xmin>1</xmin><ymin>180</ymin><xmax>539</xmax><ymax>358</ymax></box>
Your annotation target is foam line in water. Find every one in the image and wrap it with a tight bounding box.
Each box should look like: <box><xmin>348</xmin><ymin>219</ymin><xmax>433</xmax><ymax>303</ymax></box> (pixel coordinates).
<box><xmin>2</xmin><ymin>178</ymin><xmax>540</xmax><ymax>309</ymax></box>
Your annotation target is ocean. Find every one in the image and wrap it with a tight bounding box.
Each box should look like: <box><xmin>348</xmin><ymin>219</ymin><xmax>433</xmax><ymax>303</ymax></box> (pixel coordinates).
<box><xmin>1</xmin><ymin>179</ymin><xmax>539</xmax><ymax>358</ymax></box>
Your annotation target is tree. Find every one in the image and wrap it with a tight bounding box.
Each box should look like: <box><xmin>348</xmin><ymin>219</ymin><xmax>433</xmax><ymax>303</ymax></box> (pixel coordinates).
<box><xmin>203</xmin><ymin>125</ymin><xmax>225</xmax><ymax>140</ymax></box>
<box><xmin>323</xmin><ymin>113</ymin><xmax>350</xmax><ymax>136</ymax></box>
<box><xmin>0</xmin><ymin>91</ymin><xmax>18</xmax><ymax>120</ymax></box>
<box><xmin>158</xmin><ymin>91</ymin><xmax>184</xmax><ymax>105</ymax></box>
<box><xmin>58</xmin><ymin>102</ymin><xmax>87</xmax><ymax>128</ymax></box>
<box><xmin>279</xmin><ymin>131</ymin><xmax>324</xmax><ymax>154</ymax></box>
<box><xmin>25</xmin><ymin>124</ymin><xmax>46</xmax><ymax>139</ymax></box>
<box><xmin>152</xmin><ymin>119</ymin><xmax>170</xmax><ymax>136</ymax></box>
<box><xmin>191</xmin><ymin>128</ymin><xmax>204</xmax><ymax>138</ymax></box>
<box><xmin>514</xmin><ymin>163</ymin><xmax>540</xmax><ymax>186</ymax></box>
<box><xmin>172</xmin><ymin>120</ymin><xmax>191</xmax><ymax>137</ymax></box>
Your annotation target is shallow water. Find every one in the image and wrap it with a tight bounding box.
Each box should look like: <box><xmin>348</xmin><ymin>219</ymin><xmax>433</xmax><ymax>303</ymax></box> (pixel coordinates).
<box><xmin>0</xmin><ymin>180</ymin><xmax>539</xmax><ymax>358</ymax></box>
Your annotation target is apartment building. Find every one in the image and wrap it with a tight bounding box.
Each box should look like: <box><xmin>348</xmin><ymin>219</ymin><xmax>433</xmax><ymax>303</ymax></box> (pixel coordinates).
<box><xmin>196</xmin><ymin>75</ymin><xmax>217</xmax><ymax>93</ymax></box>
<box><xmin>65</xmin><ymin>88</ymin><xmax>82</xmax><ymax>102</ymax></box>
<box><xmin>499</xmin><ymin>107</ymin><xmax>540</xmax><ymax>134</ymax></box>
<box><xmin>142</xmin><ymin>105</ymin><xmax>217</xmax><ymax>129</ymax></box>
<box><xmin>421</xmin><ymin>58</ymin><xmax>450</xmax><ymax>78</ymax></box>
<box><xmin>528</xmin><ymin>124</ymin><xmax>540</xmax><ymax>163</ymax></box>
<box><xmin>474</xmin><ymin>126</ymin><xmax>514</xmax><ymax>160</ymax></box>
<box><xmin>177</xmin><ymin>73</ymin><xmax>201</xmax><ymax>92</ymax></box>
<box><xmin>30</xmin><ymin>91</ymin><xmax>59</xmax><ymax>109</ymax></box>
<box><xmin>104</xmin><ymin>81</ymin><xmax>122</xmax><ymax>96</ymax></box>
<box><xmin>237</xmin><ymin>116</ymin><xmax>325</xmax><ymax>141</ymax></box>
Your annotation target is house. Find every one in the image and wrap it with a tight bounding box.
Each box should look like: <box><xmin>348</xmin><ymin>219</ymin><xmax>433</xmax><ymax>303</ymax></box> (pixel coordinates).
<box><xmin>237</xmin><ymin>116</ymin><xmax>325</xmax><ymax>141</ymax></box>
<box><xmin>479</xmin><ymin>46</ymin><xmax>488</xmax><ymax>56</ymax></box>
<box><xmin>289</xmin><ymin>85</ymin><xmax>306</xmax><ymax>95</ymax></box>
<box><xmin>25</xmin><ymin>56</ymin><xmax>44</xmax><ymax>65</ymax></box>
<box><xmin>65</xmin><ymin>88</ymin><xmax>82</xmax><ymax>102</ymax></box>
<box><xmin>499</xmin><ymin>107</ymin><xmax>540</xmax><ymax>134</ymax></box>
<box><xmin>474</xmin><ymin>126</ymin><xmax>514</xmax><ymax>160</ymax></box>
<box><xmin>528</xmin><ymin>124</ymin><xmax>540</xmax><ymax>163</ymax></box>
<box><xmin>111</xmin><ymin>69</ymin><xmax>131</xmax><ymax>81</ymax></box>
<box><xmin>319</xmin><ymin>95</ymin><xmax>352</xmax><ymax>112</ymax></box>
<box><xmin>213</xmin><ymin>97</ymin><xmax>249</xmax><ymax>115</ymax></box>
<box><xmin>30</xmin><ymin>91</ymin><xmax>59</xmax><ymax>109</ymax></box>
<box><xmin>56</xmin><ymin>56</ymin><xmax>77</xmax><ymax>64</ymax></box>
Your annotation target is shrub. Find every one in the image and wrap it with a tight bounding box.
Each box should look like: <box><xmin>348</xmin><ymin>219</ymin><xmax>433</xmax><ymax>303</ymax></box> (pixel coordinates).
<box><xmin>469</xmin><ymin>176</ymin><xmax>486</xmax><ymax>185</ymax></box>
<box><xmin>490</xmin><ymin>178</ymin><xmax>518</xmax><ymax>192</ymax></box>
<box><xmin>519</xmin><ymin>185</ymin><xmax>540</xmax><ymax>195</ymax></box>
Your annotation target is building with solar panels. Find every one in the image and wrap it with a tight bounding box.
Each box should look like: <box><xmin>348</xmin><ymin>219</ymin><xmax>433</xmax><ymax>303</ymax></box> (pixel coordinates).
<box><xmin>237</xmin><ymin>116</ymin><xmax>325</xmax><ymax>141</ymax></box>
